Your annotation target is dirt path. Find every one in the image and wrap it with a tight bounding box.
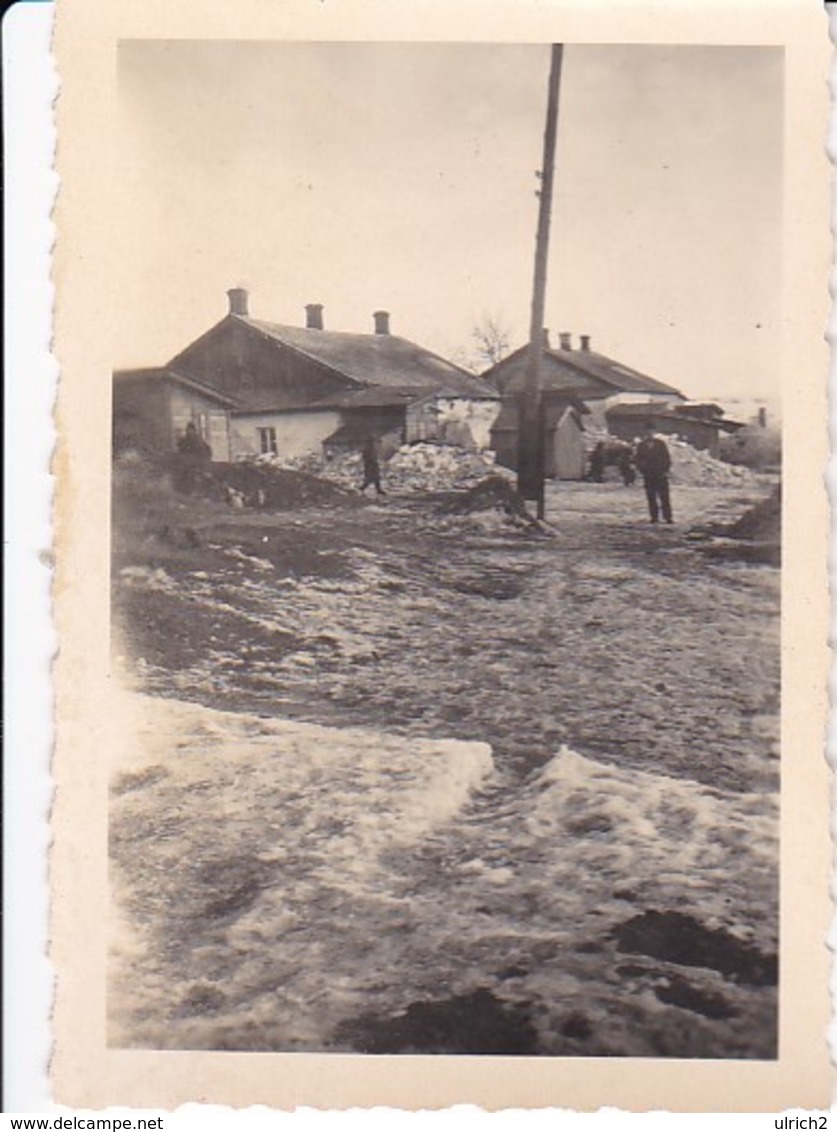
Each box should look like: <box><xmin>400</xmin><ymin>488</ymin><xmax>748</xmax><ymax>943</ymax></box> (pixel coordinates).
<box><xmin>114</xmin><ymin>477</ymin><xmax>780</xmax><ymax>794</ymax></box>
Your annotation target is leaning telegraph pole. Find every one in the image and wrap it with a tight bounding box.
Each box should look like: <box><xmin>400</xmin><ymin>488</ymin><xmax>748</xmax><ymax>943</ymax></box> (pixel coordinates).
<box><xmin>517</xmin><ymin>43</ymin><xmax>563</xmax><ymax>521</ymax></box>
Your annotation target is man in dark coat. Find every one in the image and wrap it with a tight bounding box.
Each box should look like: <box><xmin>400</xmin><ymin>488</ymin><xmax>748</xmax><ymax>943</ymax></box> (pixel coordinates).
<box><xmin>360</xmin><ymin>435</ymin><xmax>385</xmax><ymax>495</ymax></box>
<box><xmin>174</xmin><ymin>421</ymin><xmax>212</xmax><ymax>493</ymax></box>
<box><xmin>634</xmin><ymin>421</ymin><xmax>673</xmax><ymax>523</ymax></box>
<box><xmin>177</xmin><ymin>421</ymin><xmax>211</xmax><ymax>461</ymax></box>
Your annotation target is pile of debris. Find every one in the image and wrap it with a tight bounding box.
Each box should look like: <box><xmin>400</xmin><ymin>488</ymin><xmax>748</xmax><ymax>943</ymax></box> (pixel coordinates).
<box><xmin>260</xmin><ymin>443</ymin><xmax>508</xmax><ymax>495</ymax></box>
<box><xmin>721</xmin><ymin>484</ymin><xmax>781</xmax><ymax>544</ymax></box>
<box><xmin>694</xmin><ymin>485</ymin><xmax>781</xmax><ymax>567</ymax></box>
<box><xmin>583</xmin><ymin>426</ymin><xmax>758</xmax><ymax>488</ymax></box>
<box><xmin>386</xmin><ymin>444</ymin><xmax>507</xmax><ymax>493</ymax></box>
<box><xmin>436</xmin><ymin>476</ymin><xmax>546</xmax><ymax>534</ymax></box>
<box><xmin>206</xmin><ymin>461</ymin><xmax>361</xmax><ymax>510</ymax></box>
<box><xmin>668</xmin><ymin>438</ymin><xmax>757</xmax><ymax>488</ymax></box>
<box><xmin>255</xmin><ymin>450</ymin><xmax>362</xmax><ymax>490</ymax></box>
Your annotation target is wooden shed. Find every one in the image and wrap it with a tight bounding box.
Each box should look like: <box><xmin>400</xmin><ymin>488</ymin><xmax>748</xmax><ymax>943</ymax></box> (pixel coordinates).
<box><xmin>490</xmin><ymin>393</ymin><xmax>588</xmax><ymax>480</ymax></box>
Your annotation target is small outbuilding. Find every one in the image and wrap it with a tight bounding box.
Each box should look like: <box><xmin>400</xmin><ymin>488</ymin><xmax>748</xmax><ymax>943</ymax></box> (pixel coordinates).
<box><xmin>490</xmin><ymin>393</ymin><xmax>589</xmax><ymax>481</ymax></box>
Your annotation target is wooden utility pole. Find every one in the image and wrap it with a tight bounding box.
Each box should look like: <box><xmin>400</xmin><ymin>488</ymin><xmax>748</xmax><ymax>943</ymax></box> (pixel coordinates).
<box><xmin>518</xmin><ymin>44</ymin><xmax>563</xmax><ymax>520</ymax></box>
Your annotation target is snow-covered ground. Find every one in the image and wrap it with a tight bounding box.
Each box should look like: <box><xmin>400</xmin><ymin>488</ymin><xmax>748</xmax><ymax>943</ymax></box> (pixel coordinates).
<box><xmin>109</xmin><ymin>472</ymin><xmax>781</xmax><ymax>1059</ymax></box>
<box><xmin>110</xmin><ymin>691</ymin><xmax>777</xmax><ymax>1058</ymax></box>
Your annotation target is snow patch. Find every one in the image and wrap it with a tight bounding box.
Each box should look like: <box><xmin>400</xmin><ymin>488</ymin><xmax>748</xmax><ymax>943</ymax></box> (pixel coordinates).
<box><xmin>111</xmin><ymin>691</ymin><xmax>495</xmax><ymax>846</ymax></box>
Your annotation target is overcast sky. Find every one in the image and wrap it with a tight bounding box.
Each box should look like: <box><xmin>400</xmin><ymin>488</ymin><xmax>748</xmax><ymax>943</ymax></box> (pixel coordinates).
<box><xmin>117</xmin><ymin>41</ymin><xmax>783</xmax><ymax>401</ymax></box>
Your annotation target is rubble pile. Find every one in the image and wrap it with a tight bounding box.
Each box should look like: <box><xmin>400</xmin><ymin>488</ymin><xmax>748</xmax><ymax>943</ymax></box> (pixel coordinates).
<box><xmin>385</xmin><ymin>444</ymin><xmax>507</xmax><ymax>493</ymax></box>
<box><xmin>257</xmin><ymin>443</ymin><xmax>508</xmax><ymax>495</ymax></box>
<box><xmin>723</xmin><ymin>484</ymin><xmax>781</xmax><ymax>543</ymax></box>
<box><xmin>436</xmin><ymin>475</ymin><xmax>546</xmax><ymax>534</ymax></box>
<box><xmin>209</xmin><ymin>461</ymin><xmax>360</xmax><ymax>509</ymax></box>
<box><xmin>254</xmin><ymin>450</ymin><xmax>357</xmax><ymax>485</ymax></box>
<box><xmin>667</xmin><ymin>439</ymin><xmax>757</xmax><ymax>488</ymax></box>
<box><xmin>694</xmin><ymin>486</ymin><xmax>781</xmax><ymax>567</ymax></box>
<box><xmin>584</xmin><ymin>425</ymin><xmax>757</xmax><ymax>488</ymax></box>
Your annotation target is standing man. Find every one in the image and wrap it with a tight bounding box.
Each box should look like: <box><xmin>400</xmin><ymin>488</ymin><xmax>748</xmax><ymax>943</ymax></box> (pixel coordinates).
<box><xmin>175</xmin><ymin>420</ymin><xmax>212</xmax><ymax>494</ymax></box>
<box><xmin>634</xmin><ymin>421</ymin><xmax>673</xmax><ymax>523</ymax></box>
<box><xmin>360</xmin><ymin>435</ymin><xmax>385</xmax><ymax>496</ymax></box>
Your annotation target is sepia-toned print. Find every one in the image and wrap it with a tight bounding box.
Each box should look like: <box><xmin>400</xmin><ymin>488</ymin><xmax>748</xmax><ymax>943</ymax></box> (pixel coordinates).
<box><xmin>108</xmin><ymin>40</ymin><xmax>784</xmax><ymax>1061</ymax></box>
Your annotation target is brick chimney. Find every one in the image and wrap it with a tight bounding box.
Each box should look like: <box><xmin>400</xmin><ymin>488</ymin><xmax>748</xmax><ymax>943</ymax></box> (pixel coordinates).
<box><xmin>227</xmin><ymin>288</ymin><xmax>249</xmax><ymax>317</ymax></box>
<box><xmin>559</xmin><ymin>332</ymin><xmax>572</xmax><ymax>350</ymax></box>
<box><xmin>580</xmin><ymin>334</ymin><xmax>591</xmax><ymax>352</ymax></box>
<box><xmin>305</xmin><ymin>303</ymin><xmax>324</xmax><ymax>330</ymax></box>
<box><xmin>542</xmin><ymin>328</ymin><xmax>551</xmax><ymax>349</ymax></box>
<box><xmin>373</xmin><ymin>310</ymin><xmax>391</xmax><ymax>335</ymax></box>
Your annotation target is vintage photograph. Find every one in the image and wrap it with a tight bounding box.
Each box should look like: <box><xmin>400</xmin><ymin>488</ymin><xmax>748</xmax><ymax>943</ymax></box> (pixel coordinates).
<box><xmin>104</xmin><ymin>39</ymin><xmax>787</xmax><ymax>1062</ymax></box>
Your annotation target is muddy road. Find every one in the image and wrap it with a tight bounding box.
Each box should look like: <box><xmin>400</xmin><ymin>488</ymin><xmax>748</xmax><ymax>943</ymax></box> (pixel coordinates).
<box><xmin>114</xmin><ymin>478</ymin><xmax>779</xmax><ymax>792</ymax></box>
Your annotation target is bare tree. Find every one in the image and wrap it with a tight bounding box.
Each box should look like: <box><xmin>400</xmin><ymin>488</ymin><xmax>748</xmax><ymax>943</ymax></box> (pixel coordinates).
<box><xmin>470</xmin><ymin>313</ymin><xmax>513</xmax><ymax>371</ymax></box>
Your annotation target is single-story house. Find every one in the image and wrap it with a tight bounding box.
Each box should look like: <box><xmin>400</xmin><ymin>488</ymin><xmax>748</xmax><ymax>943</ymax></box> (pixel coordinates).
<box><xmin>482</xmin><ymin>331</ymin><xmax>684</xmax><ymax>424</ymax></box>
<box><xmin>112</xmin><ymin>289</ymin><xmax>500</xmax><ymax>462</ymax></box>
<box><xmin>489</xmin><ymin>392</ymin><xmax>589</xmax><ymax>481</ymax></box>
<box><xmin>605</xmin><ymin>401</ymin><xmax>745</xmax><ymax>458</ymax></box>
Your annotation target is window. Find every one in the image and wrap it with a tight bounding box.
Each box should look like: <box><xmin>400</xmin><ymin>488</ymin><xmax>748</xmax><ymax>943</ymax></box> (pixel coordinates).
<box><xmin>258</xmin><ymin>426</ymin><xmax>278</xmax><ymax>456</ymax></box>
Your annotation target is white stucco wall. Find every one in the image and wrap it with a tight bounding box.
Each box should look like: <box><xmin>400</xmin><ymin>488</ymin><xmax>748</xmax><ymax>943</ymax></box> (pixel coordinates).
<box><xmin>230</xmin><ymin>410</ymin><xmax>340</xmax><ymax>460</ymax></box>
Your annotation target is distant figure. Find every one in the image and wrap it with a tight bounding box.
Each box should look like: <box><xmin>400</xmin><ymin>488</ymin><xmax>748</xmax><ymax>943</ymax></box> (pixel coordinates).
<box><xmin>360</xmin><ymin>435</ymin><xmax>385</xmax><ymax>496</ymax></box>
<box><xmin>174</xmin><ymin>421</ymin><xmax>212</xmax><ymax>493</ymax></box>
<box><xmin>588</xmin><ymin>442</ymin><xmax>606</xmax><ymax>483</ymax></box>
<box><xmin>634</xmin><ymin>422</ymin><xmax>673</xmax><ymax>523</ymax></box>
<box><xmin>177</xmin><ymin>421</ymin><xmax>211</xmax><ymax>462</ymax></box>
<box><xmin>618</xmin><ymin>445</ymin><xmax>636</xmax><ymax>487</ymax></box>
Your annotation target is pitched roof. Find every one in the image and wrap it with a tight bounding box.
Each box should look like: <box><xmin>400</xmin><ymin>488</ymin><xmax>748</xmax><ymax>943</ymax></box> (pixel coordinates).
<box><xmin>484</xmin><ymin>348</ymin><xmax>603</xmax><ymax>399</ymax></box>
<box><xmin>550</xmin><ymin>348</ymin><xmax>682</xmax><ymax>398</ymax></box>
<box><xmin>323</xmin><ymin>422</ymin><xmax>402</xmax><ymax>448</ymax></box>
<box><xmin>309</xmin><ymin>386</ymin><xmax>430</xmax><ymax>411</ymax></box>
<box><xmin>605</xmin><ymin>401</ymin><xmax>745</xmax><ymax>432</ymax></box>
<box><xmin>241</xmin><ymin>317</ymin><xmax>498</xmax><ymax>400</ymax></box>
<box><xmin>484</xmin><ymin>342</ymin><xmax>683</xmax><ymax>400</ymax></box>
<box><xmin>113</xmin><ymin>367</ymin><xmax>240</xmax><ymax>407</ymax></box>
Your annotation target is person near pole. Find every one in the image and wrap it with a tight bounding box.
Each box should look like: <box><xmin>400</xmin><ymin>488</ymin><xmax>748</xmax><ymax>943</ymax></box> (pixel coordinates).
<box><xmin>634</xmin><ymin>421</ymin><xmax>673</xmax><ymax>523</ymax></box>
